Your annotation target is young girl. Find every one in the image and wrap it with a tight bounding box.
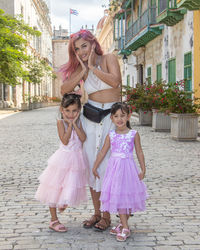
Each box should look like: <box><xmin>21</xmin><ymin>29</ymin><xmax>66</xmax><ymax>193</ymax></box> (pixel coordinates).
<box><xmin>93</xmin><ymin>102</ymin><xmax>148</xmax><ymax>242</ymax></box>
<box><xmin>35</xmin><ymin>93</ymin><xmax>88</xmax><ymax>232</ymax></box>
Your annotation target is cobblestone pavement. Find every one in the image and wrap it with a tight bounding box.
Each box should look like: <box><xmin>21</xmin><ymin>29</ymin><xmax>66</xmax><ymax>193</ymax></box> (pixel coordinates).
<box><xmin>0</xmin><ymin>106</ymin><xmax>200</xmax><ymax>250</ymax></box>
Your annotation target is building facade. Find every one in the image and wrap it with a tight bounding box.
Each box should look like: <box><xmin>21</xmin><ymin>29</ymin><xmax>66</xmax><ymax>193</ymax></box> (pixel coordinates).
<box><xmin>0</xmin><ymin>0</ymin><xmax>53</xmax><ymax>109</ymax></box>
<box><xmin>113</xmin><ymin>0</ymin><xmax>200</xmax><ymax>100</ymax></box>
<box><xmin>52</xmin><ymin>26</ymin><xmax>69</xmax><ymax>99</ymax></box>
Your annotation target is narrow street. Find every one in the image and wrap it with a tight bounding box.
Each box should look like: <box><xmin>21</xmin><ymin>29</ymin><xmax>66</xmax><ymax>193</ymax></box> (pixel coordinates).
<box><xmin>0</xmin><ymin>107</ymin><xmax>200</xmax><ymax>250</ymax></box>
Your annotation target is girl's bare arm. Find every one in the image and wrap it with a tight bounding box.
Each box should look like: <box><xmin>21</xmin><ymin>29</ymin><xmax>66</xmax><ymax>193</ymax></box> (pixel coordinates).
<box><xmin>57</xmin><ymin>120</ymin><xmax>73</xmax><ymax>145</ymax></box>
<box><xmin>92</xmin><ymin>135</ymin><xmax>110</xmax><ymax>179</ymax></box>
<box><xmin>134</xmin><ymin>132</ymin><xmax>146</xmax><ymax>180</ymax></box>
<box><xmin>73</xmin><ymin>121</ymin><xmax>86</xmax><ymax>143</ymax></box>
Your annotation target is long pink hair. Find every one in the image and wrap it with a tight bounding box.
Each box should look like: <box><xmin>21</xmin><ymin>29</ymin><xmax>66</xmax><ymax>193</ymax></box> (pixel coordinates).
<box><xmin>59</xmin><ymin>29</ymin><xmax>103</xmax><ymax>81</ymax></box>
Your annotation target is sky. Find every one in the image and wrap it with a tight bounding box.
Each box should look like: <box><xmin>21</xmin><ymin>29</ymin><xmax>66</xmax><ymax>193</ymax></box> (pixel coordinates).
<box><xmin>49</xmin><ymin>0</ymin><xmax>109</xmax><ymax>34</ymax></box>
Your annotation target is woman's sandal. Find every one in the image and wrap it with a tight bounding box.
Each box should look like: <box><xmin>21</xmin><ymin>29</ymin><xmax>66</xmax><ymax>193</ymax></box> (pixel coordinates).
<box><xmin>83</xmin><ymin>214</ymin><xmax>101</xmax><ymax>229</ymax></box>
<box><xmin>49</xmin><ymin>220</ymin><xmax>68</xmax><ymax>232</ymax></box>
<box><xmin>116</xmin><ymin>228</ymin><xmax>131</xmax><ymax>242</ymax></box>
<box><xmin>110</xmin><ymin>223</ymin><xmax>122</xmax><ymax>235</ymax></box>
<box><xmin>93</xmin><ymin>217</ymin><xmax>111</xmax><ymax>232</ymax></box>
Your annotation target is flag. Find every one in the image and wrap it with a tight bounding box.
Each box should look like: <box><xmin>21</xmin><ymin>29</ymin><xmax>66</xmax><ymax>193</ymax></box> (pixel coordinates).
<box><xmin>70</xmin><ymin>8</ymin><xmax>78</xmax><ymax>16</ymax></box>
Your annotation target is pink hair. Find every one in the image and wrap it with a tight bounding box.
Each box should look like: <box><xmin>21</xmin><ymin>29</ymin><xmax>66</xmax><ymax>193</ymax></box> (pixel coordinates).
<box><xmin>59</xmin><ymin>29</ymin><xmax>103</xmax><ymax>81</ymax></box>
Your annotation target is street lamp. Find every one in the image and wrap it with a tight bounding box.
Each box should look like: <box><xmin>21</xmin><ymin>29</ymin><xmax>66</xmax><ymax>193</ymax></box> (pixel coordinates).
<box><xmin>122</xmin><ymin>54</ymin><xmax>128</xmax><ymax>64</ymax></box>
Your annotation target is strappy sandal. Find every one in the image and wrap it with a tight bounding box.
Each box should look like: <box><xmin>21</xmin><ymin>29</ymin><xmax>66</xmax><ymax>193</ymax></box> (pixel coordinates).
<box><xmin>83</xmin><ymin>214</ymin><xmax>101</xmax><ymax>229</ymax></box>
<box><xmin>93</xmin><ymin>217</ymin><xmax>111</xmax><ymax>232</ymax></box>
<box><xmin>49</xmin><ymin>220</ymin><xmax>68</xmax><ymax>232</ymax></box>
<box><xmin>110</xmin><ymin>223</ymin><xmax>122</xmax><ymax>235</ymax></box>
<box><xmin>116</xmin><ymin>228</ymin><xmax>131</xmax><ymax>242</ymax></box>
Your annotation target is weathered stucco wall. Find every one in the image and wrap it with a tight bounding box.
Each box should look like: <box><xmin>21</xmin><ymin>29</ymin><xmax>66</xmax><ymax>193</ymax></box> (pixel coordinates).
<box><xmin>145</xmin><ymin>11</ymin><xmax>194</xmax><ymax>84</ymax></box>
<box><xmin>52</xmin><ymin>40</ymin><xmax>69</xmax><ymax>99</ymax></box>
<box><xmin>145</xmin><ymin>11</ymin><xmax>193</xmax><ymax>84</ymax></box>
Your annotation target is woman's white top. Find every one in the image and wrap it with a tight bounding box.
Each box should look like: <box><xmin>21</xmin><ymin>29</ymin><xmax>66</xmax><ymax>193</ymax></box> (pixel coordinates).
<box><xmin>84</xmin><ymin>65</ymin><xmax>112</xmax><ymax>95</ymax></box>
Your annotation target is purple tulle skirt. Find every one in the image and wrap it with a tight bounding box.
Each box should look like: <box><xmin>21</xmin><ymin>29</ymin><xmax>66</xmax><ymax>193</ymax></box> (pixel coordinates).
<box><xmin>100</xmin><ymin>156</ymin><xmax>148</xmax><ymax>214</ymax></box>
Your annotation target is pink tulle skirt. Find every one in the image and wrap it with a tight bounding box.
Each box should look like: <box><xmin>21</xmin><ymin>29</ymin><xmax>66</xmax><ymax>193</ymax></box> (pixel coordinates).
<box><xmin>35</xmin><ymin>147</ymin><xmax>88</xmax><ymax>208</ymax></box>
<box><xmin>100</xmin><ymin>156</ymin><xmax>148</xmax><ymax>214</ymax></box>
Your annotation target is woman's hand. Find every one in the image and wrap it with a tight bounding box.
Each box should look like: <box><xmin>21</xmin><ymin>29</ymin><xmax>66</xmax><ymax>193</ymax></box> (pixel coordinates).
<box><xmin>76</xmin><ymin>54</ymin><xmax>87</xmax><ymax>74</ymax></box>
<box><xmin>88</xmin><ymin>43</ymin><xmax>96</xmax><ymax>70</ymax></box>
<box><xmin>92</xmin><ymin>167</ymin><xmax>100</xmax><ymax>179</ymax></box>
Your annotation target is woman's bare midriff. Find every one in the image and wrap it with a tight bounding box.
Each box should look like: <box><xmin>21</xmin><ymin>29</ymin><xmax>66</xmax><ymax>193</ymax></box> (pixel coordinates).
<box><xmin>88</xmin><ymin>88</ymin><xmax>121</xmax><ymax>103</ymax></box>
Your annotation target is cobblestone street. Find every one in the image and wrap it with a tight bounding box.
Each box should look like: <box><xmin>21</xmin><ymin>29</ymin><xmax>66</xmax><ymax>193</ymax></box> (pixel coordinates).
<box><xmin>0</xmin><ymin>106</ymin><xmax>200</xmax><ymax>250</ymax></box>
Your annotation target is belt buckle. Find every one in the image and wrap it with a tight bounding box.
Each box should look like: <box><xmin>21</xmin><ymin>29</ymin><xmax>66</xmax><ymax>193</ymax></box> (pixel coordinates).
<box><xmin>102</xmin><ymin>103</ymin><xmax>104</xmax><ymax>108</ymax></box>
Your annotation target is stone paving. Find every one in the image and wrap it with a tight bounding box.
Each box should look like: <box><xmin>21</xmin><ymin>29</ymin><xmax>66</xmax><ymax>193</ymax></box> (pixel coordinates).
<box><xmin>0</xmin><ymin>106</ymin><xmax>200</xmax><ymax>250</ymax></box>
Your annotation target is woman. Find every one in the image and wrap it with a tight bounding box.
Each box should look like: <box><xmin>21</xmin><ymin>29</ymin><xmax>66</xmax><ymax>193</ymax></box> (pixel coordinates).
<box><xmin>60</xmin><ymin>29</ymin><xmax>121</xmax><ymax>231</ymax></box>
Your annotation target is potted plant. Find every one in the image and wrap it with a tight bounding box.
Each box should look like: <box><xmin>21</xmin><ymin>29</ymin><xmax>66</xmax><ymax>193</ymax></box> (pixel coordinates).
<box><xmin>166</xmin><ymin>80</ymin><xmax>200</xmax><ymax>141</ymax></box>
<box><xmin>32</xmin><ymin>95</ymin><xmax>42</xmax><ymax>109</ymax></box>
<box><xmin>123</xmin><ymin>83</ymin><xmax>154</xmax><ymax>125</ymax></box>
<box><xmin>151</xmin><ymin>81</ymin><xmax>171</xmax><ymax>132</ymax></box>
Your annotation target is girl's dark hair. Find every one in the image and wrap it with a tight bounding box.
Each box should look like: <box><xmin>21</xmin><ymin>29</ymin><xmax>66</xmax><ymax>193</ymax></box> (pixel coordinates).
<box><xmin>111</xmin><ymin>102</ymin><xmax>131</xmax><ymax>129</ymax></box>
<box><xmin>61</xmin><ymin>93</ymin><xmax>81</xmax><ymax>109</ymax></box>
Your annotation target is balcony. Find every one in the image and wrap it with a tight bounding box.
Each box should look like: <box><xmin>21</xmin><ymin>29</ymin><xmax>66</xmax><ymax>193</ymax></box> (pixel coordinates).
<box><xmin>116</xmin><ymin>36</ymin><xmax>132</xmax><ymax>55</ymax></box>
<box><xmin>157</xmin><ymin>0</ymin><xmax>186</xmax><ymax>26</ymax></box>
<box><xmin>124</xmin><ymin>6</ymin><xmax>163</xmax><ymax>51</ymax></box>
<box><xmin>177</xmin><ymin>0</ymin><xmax>200</xmax><ymax>10</ymax></box>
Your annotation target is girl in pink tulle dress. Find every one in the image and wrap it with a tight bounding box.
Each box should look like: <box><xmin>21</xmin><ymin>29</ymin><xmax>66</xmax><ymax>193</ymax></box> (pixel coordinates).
<box><xmin>93</xmin><ymin>102</ymin><xmax>148</xmax><ymax>242</ymax></box>
<box><xmin>35</xmin><ymin>93</ymin><xmax>88</xmax><ymax>232</ymax></box>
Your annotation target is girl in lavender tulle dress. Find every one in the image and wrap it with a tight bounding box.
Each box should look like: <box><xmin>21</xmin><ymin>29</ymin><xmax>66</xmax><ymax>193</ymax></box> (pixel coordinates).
<box><xmin>35</xmin><ymin>94</ymin><xmax>88</xmax><ymax>232</ymax></box>
<box><xmin>93</xmin><ymin>102</ymin><xmax>148</xmax><ymax>242</ymax></box>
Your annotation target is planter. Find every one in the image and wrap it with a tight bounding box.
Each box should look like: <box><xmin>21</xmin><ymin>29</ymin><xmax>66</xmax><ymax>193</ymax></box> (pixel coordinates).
<box><xmin>32</xmin><ymin>102</ymin><xmax>41</xmax><ymax>109</ymax></box>
<box><xmin>36</xmin><ymin>102</ymin><xmax>42</xmax><ymax>108</ymax></box>
<box><xmin>138</xmin><ymin>110</ymin><xmax>152</xmax><ymax>126</ymax></box>
<box><xmin>21</xmin><ymin>103</ymin><xmax>29</xmax><ymax>111</ymax></box>
<box><xmin>29</xmin><ymin>102</ymin><xmax>34</xmax><ymax>110</ymax></box>
<box><xmin>32</xmin><ymin>102</ymin><xmax>37</xmax><ymax>109</ymax></box>
<box><xmin>152</xmin><ymin>109</ymin><xmax>171</xmax><ymax>132</ymax></box>
<box><xmin>170</xmin><ymin>113</ymin><xmax>199</xmax><ymax>141</ymax></box>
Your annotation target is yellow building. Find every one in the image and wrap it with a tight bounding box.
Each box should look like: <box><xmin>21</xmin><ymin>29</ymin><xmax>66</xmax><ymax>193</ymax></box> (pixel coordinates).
<box><xmin>96</xmin><ymin>10</ymin><xmax>115</xmax><ymax>54</ymax></box>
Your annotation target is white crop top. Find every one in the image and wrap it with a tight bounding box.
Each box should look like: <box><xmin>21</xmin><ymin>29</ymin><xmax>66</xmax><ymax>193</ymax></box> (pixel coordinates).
<box><xmin>84</xmin><ymin>65</ymin><xmax>112</xmax><ymax>95</ymax></box>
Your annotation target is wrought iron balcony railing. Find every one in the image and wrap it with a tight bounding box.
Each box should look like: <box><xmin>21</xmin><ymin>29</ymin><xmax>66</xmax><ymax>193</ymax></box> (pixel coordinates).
<box><xmin>125</xmin><ymin>6</ymin><xmax>157</xmax><ymax>45</ymax></box>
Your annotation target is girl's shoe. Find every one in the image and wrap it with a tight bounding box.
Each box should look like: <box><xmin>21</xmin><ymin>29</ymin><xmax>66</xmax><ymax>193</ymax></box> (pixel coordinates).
<box><xmin>110</xmin><ymin>223</ymin><xmax>122</xmax><ymax>235</ymax></box>
<box><xmin>116</xmin><ymin>228</ymin><xmax>131</xmax><ymax>242</ymax></box>
<box><xmin>49</xmin><ymin>220</ymin><xmax>68</xmax><ymax>232</ymax></box>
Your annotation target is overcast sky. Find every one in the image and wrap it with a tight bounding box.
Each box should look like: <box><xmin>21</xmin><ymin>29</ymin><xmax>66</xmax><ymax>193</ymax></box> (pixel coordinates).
<box><xmin>49</xmin><ymin>0</ymin><xmax>109</xmax><ymax>33</ymax></box>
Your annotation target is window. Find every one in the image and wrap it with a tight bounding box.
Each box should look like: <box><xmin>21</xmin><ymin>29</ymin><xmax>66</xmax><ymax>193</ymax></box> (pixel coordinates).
<box><xmin>158</xmin><ymin>0</ymin><xmax>167</xmax><ymax>14</ymax></box>
<box><xmin>127</xmin><ymin>20</ymin><xmax>131</xmax><ymax>29</ymax></box>
<box><xmin>21</xmin><ymin>5</ymin><xmax>24</xmax><ymax>16</ymax></box>
<box><xmin>156</xmin><ymin>64</ymin><xmax>162</xmax><ymax>82</ymax></box>
<box><xmin>184</xmin><ymin>52</ymin><xmax>192</xmax><ymax>92</ymax></box>
<box><xmin>138</xmin><ymin>64</ymin><xmax>143</xmax><ymax>84</ymax></box>
<box><xmin>127</xmin><ymin>75</ymin><xmax>130</xmax><ymax>86</ymax></box>
<box><xmin>168</xmin><ymin>58</ymin><xmax>176</xmax><ymax>83</ymax></box>
<box><xmin>147</xmin><ymin>67</ymin><xmax>151</xmax><ymax>84</ymax></box>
